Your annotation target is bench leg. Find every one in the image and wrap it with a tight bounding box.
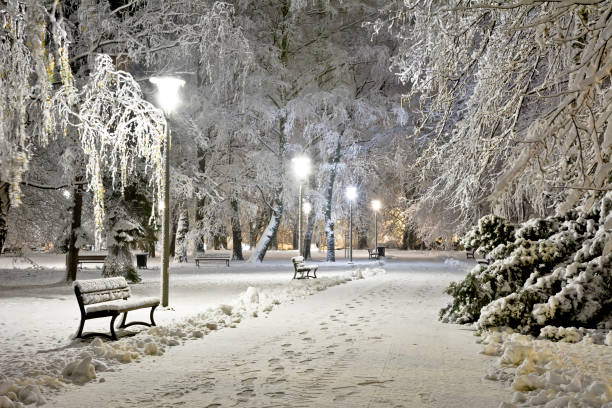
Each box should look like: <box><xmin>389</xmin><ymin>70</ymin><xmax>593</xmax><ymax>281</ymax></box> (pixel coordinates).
<box><xmin>312</xmin><ymin>267</ymin><xmax>317</xmax><ymax>279</ymax></box>
<box><xmin>118</xmin><ymin>306</ymin><xmax>158</xmax><ymax>330</ymax></box>
<box><xmin>226</xmin><ymin>260</ymin><xmax>229</xmax><ymax>267</ymax></box>
<box><xmin>150</xmin><ymin>305</ymin><xmax>157</xmax><ymax>326</ymax></box>
<box><xmin>293</xmin><ymin>270</ymin><xmax>298</xmax><ymax>279</ymax></box>
<box><xmin>119</xmin><ymin>311</ymin><xmax>129</xmax><ymax>328</ymax></box>
<box><xmin>109</xmin><ymin>315</ymin><xmax>118</xmax><ymax>340</ymax></box>
<box><xmin>76</xmin><ymin>317</ymin><xmax>85</xmax><ymax>339</ymax></box>
<box><xmin>76</xmin><ymin>314</ymin><xmax>121</xmax><ymax>341</ymax></box>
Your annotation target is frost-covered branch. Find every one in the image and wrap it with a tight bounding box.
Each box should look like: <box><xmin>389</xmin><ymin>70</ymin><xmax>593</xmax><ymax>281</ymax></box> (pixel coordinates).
<box><xmin>383</xmin><ymin>0</ymin><xmax>612</xmax><ymax>232</ymax></box>
<box><xmin>53</xmin><ymin>54</ymin><xmax>166</xmax><ymax>246</ymax></box>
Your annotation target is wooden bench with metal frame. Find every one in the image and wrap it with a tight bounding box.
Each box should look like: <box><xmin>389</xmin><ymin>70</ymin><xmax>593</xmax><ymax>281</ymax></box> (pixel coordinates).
<box><xmin>76</xmin><ymin>254</ymin><xmax>107</xmax><ymax>270</ymax></box>
<box><xmin>367</xmin><ymin>248</ymin><xmax>380</xmax><ymax>260</ymax></box>
<box><xmin>291</xmin><ymin>256</ymin><xmax>318</xmax><ymax>279</ymax></box>
<box><xmin>73</xmin><ymin>277</ymin><xmax>160</xmax><ymax>341</ymax></box>
<box><xmin>195</xmin><ymin>254</ymin><xmax>230</xmax><ymax>267</ymax></box>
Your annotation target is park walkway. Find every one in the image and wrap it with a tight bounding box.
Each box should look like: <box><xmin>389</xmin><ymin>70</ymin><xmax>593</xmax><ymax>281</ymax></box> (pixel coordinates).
<box><xmin>50</xmin><ymin>260</ymin><xmax>510</xmax><ymax>407</ymax></box>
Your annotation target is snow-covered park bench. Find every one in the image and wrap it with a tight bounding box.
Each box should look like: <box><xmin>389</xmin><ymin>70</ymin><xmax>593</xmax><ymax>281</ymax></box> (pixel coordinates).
<box><xmin>367</xmin><ymin>248</ymin><xmax>379</xmax><ymax>260</ymax></box>
<box><xmin>73</xmin><ymin>277</ymin><xmax>160</xmax><ymax>341</ymax></box>
<box><xmin>1</xmin><ymin>246</ymin><xmax>22</xmax><ymax>256</ymax></box>
<box><xmin>195</xmin><ymin>253</ymin><xmax>230</xmax><ymax>267</ymax></box>
<box><xmin>291</xmin><ymin>256</ymin><xmax>318</xmax><ymax>279</ymax></box>
<box><xmin>466</xmin><ymin>249</ymin><xmax>475</xmax><ymax>259</ymax></box>
<box><xmin>76</xmin><ymin>254</ymin><xmax>107</xmax><ymax>270</ymax></box>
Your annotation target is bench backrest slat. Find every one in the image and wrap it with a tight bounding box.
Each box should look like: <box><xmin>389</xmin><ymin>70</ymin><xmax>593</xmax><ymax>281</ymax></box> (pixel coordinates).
<box><xmin>291</xmin><ymin>256</ymin><xmax>306</xmax><ymax>270</ymax></box>
<box><xmin>77</xmin><ymin>255</ymin><xmax>107</xmax><ymax>261</ymax></box>
<box><xmin>74</xmin><ymin>277</ymin><xmax>130</xmax><ymax>305</ymax></box>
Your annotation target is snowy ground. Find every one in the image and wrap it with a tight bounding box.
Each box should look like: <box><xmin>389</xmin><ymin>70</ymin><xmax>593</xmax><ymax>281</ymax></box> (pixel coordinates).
<box><xmin>0</xmin><ymin>250</ymin><xmax>609</xmax><ymax>407</ymax></box>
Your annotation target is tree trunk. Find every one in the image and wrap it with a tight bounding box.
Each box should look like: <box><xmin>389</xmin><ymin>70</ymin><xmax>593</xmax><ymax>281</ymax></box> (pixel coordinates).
<box><xmin>230</xmin><ymin>198</ymin><xmax>244</xmax><ymax>260</ymax></box>
<box><xmin>357</xmin><ymin>226</ymin><xmax>368</xmax><ymax>249</ymax></box>
<box><xmin>65</xmin><ymin>184</ymin><xmax>84</xmax><ymax>282</ymax></box>
<box><xmin>302</xmin><ymin>173</ymin><xmax>316</xmax><ymax>260</ymax></box>
<box><xmin>0</xmin><ymin>183</ymin><xmax>9</xmax><ymax>254</ymax></box>
<box><xmin>174</xmin><ymin>209</ymin><xmax>189</xmax><ymax>262</ymax></box>
<box><xmin>270</xmin><ymin>226</ymin><xmax>278</xmax><ymax>250</ymax></box>
<box><xmin>148</xmin><ymin>240</ymin><xmax>156</xmax><ymax>258</ymax></box>
<box><xmin>401</xmin><ymin>222</ymin><xmax>419</xmax><ymax>250</ymax></box>
<box><xmin>324</xmin><ymin>136</ymin><xmax>342</xmax><ymax>262</ymax></box>
<box><xmin>250</xmin><ymin>198</ymin><xmax>283</xmax><ymax>263</ymax></box>
<box><xmin>169</xmin><ymin>217</ymin><xmax>177</xmax><ymax>257</ymax></box>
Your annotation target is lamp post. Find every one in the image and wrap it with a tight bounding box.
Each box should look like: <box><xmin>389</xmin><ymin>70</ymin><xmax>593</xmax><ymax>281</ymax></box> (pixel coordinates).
<box><xmin>303</xmin><ymin>202</ymin><xmax>311</xmax><ymax>257</ymax></box>
<box><xmin>346</xmin><ymin>186</ymin><xmax>357</xmax><ymax>263</ymax></box>
<box><xmin>372</xmin><ymin>200</ymin><xmax>382</xmax><ymax>251</ymax></box>
<box><xmin>292</xmin><ymin>156</ymin><xmax>311</xmax><ymax>257</ymax></box>
<box><xmin>149</xmin><ymin>76</ymin><xmax>185</xmax><ymax>307</ymax></box>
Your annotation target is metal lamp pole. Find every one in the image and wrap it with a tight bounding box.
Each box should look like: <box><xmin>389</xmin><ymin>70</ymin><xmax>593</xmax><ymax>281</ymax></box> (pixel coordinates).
<box><xmin>372</xmin><ymin>200</ymin><xmax>381</xmax><ymax>252</ymax></box>
<box><xmin>161</xmin><ymin>125</ymin><xmax>170</xmax><ymax>306</ymax></box>
<box><xmin>374</xmin><ymin>210</ymin><xmax>377</xmax><ymax>249</ymax></box>
<box><xmin>292</xmin><ymin>156</ymin><xmax>310</xmax><ymax>257</ymax></box>
<box><xmin>298</xmin><ymin>183</ymin><xmax>303</xmax><ymax>256</ymax></box>
<box><xmin>149</xmin><ymin>76</ymin><xmax>185</xmax><ymax>307</ymax></box>
<box><xmin>349</xmin><ymin>200</ymin><xmax>353</xmax><ymax>263</ymax></box>
<box><xmin>346</xmin><ymin>186</ymin><xmax>357</xmax><ymax>263</ymax></box>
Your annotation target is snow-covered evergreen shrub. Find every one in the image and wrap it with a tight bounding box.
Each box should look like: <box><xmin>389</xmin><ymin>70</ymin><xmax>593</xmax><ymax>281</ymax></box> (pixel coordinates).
<box><xmin>442</xmin><ymin>192</ymin><xmax>612</xmax><ymax>335</ymax></box>
<box><xmin>460</xmin><ymin>214</ymin><xmax>515</xmax><ymax>256</ymax></box>
<box><xmin>102</xmin><ymin>217</ymin><xmax>144</xmax><ymax>283</ymax></box>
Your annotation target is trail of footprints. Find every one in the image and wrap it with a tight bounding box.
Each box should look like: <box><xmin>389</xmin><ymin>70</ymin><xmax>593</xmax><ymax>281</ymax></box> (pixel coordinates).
<box><xmin>225</xmin><ymin>283</ymin><xmax>397</xmax><ymax>406</ymax></box>
<box><xmin>114</xmin><ymin>282</ymin><xmax>402</xmax><ymax>407</ymax></box>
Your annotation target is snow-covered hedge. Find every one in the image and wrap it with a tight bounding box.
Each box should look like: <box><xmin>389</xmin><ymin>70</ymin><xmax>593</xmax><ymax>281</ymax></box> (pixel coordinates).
<box><xmin>460</xmin><ymin>214</ymin><xmax>515</xmax><ymax>256</ymax></box>
<box><xmin>441</xmin><ymin>192</ymin><xmax>612</xmax><ymax>334</ymax></box>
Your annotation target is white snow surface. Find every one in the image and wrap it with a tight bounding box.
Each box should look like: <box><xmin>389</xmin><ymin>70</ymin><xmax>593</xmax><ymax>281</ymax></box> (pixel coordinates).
<box><xmin>480</xmin><ymin>328</ymin><xmax>612</xmax><ymax>407</ymax></box>
<box><xmin>0</xmin><ymin>250</ymin><xmax>609</xmax><ymax>407</ymax></box>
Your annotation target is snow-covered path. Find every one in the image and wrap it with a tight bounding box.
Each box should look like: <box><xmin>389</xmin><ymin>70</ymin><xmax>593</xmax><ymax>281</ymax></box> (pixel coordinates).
<box><xmin>48</xmin><ymin>259</ymin><xmax>510</xmax><ymax>407</ymax></box>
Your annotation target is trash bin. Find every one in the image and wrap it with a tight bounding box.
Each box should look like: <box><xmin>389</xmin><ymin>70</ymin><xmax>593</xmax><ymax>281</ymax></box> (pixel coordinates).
<box><xmin>136</xmin><ymin>253</ymin><xmax>148</xmax><ymax>269</ymax></box>
<box><xmin>377</xmin><ymin>246</ymin><xmax>386</xmax><ymax>258</ymax></box>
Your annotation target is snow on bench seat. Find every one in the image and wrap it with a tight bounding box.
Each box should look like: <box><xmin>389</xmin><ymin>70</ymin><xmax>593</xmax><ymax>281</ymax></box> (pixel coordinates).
<box><xmin>86</xmin><ymin>297</ymin><xmax>160</xmax><ymax>313</ymax></box>
<box><xmin>73</xmin><ymin>277</ymin><xmax>159</xmax><ymax>340</ymax></box>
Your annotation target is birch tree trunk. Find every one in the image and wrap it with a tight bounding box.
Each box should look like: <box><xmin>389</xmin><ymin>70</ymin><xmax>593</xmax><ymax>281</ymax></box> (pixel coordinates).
<box><xmin>65</xmin><ymin>184</ymin><xmax>83</xmax><ymax>282</ymax></box>
<box><xmin>230</xmin><ymin>198</ymin><xmax>244</xmax><ymax>260</ymax></box>
<box><xmin>324</xmin><ymin>137</ymin><xmax>342</xmax><ymax>261</ymax></box>
<box><xmin>249</xmin><ymin>197</ymin><xmax>283</xmax><ymax>263</ymax></box>
<box><xmin>303</xmin><ymin>205</ymin><xmax>316</xmax><ymax>260</ymax></box>
<box><xmin>174</xmin><ymin>209</ymin><xmax>189</xmax><ymax>262</ymax></box>
<box><xmin>0</xmin><ymin>183</ymin><xmax>9</xmax><ymax>254</ymax></box>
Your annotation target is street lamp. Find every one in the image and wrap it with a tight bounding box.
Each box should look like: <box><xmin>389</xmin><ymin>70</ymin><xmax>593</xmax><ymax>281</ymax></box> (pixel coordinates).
<box><xmin>292</xmin><ymin>156</ymin><xmax>311</xmax><ymax>257</ymax></box>
<box><xmin>346</xmin><ymin>186</ymin><xmax>357</xmax><ymax>263</ymax></box>
<box><xmin>303</xmin><ymin>202</ymin><xmax>312</xmax><ymax>216</ymax></box>
<box><xmin>372</xmin><ymin>200</ymin><xmax>382</xmax><ymax>252</ymax></box>
<box><xmin>149</xmin><ymin>76</ymin><xmax>185</xmax><ymax>307</ymax></box>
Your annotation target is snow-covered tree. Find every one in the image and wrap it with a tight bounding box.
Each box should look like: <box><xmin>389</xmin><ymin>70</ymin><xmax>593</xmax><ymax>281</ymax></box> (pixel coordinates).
<box><xmin>376</xmin><ymin>0</ymin><xmax>612</xmax><ymax>237</ymax></box>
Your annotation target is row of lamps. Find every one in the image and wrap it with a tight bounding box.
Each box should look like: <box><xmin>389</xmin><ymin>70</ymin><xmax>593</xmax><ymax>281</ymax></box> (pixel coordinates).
<box><xmin>146</xmin><ymin>73</ymin><xmax>384</xmax><ymax>306</ymax></box>
<box><xmin>292</xmin><ymin>156</ymin><xmax>382</xmax><ymax>263</ymax></box>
